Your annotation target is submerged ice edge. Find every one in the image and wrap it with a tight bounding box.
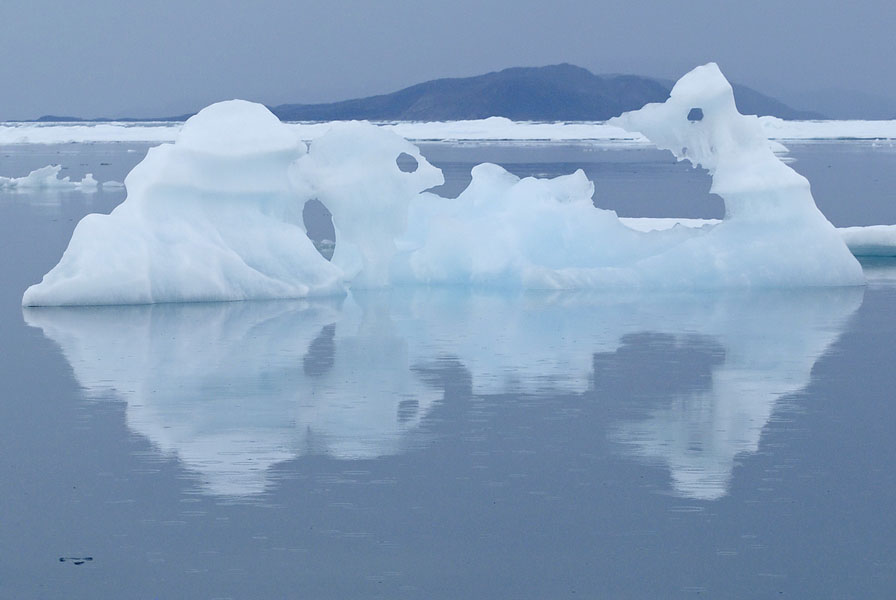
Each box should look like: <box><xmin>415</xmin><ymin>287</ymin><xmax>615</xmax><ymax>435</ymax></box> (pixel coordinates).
<box><xmin>23</xmin><ymin>63</ymin><xmax>865</xmax><ymax>306</ymax></box>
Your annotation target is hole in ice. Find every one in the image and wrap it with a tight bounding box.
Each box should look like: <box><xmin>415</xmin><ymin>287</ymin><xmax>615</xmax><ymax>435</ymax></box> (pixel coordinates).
<box><xmin>302</xmin><ymin>199</ymin><xmax>336</xmax><ymax>261</ymax></box>
<box><xmin>396</xmin><ymin>152</ymin><xmax>418</xmax><ymax>173</ymax></box>
<box><xmin>687</xmin><ymin>107</ymin><xmax>704</xmax><ymax>122</ymax></box>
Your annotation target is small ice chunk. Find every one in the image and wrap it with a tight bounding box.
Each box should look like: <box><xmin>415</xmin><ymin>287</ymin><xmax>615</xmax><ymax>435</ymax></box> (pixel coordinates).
<box><xmin>0</xmin><ymin>165</ymin><xmax>97</xmax><ymax>190</ymax></box>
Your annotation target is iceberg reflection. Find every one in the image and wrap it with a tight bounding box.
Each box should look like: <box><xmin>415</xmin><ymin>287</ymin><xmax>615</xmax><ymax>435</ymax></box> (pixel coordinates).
<box><xmin>25</xmin><ymin>298</ymin><xmax>444</xmax><ymax>496</ymax></box>
<box><xmin>599</xmin><ymin>289</ymin><xmax>863</xmax><ymax>499</ymax></box>
<box><xmin>25</xmin><ymin>287</ymin><xmax>862</xmax><ymax>499</ymax></box>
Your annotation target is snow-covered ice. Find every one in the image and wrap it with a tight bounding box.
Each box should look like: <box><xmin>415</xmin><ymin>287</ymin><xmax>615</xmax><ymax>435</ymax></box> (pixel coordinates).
<box><xmin>23</xmin><ymin>64</ymin><xmax>867</xmax><ymax>306</ymax></box>
<box><xmin>0</xmin><ymin>122</ymin><xmax>181</xmax><ymax>145</ymax></box>
<box><xmin>757</xmin><ymin>117</ymin><xmax>896</xmax><ymax>141</ymax></box>
<box><xmin>4</xmin><ymin>116</ymin><xmax>896</xmax><ymax>146</ymax></box>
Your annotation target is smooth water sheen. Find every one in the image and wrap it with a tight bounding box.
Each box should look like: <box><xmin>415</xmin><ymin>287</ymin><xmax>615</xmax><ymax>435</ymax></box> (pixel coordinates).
<box><xmin>1</xmin><ymin>142</ymin><xmax>895</xmax><ymax>598</ymax></box>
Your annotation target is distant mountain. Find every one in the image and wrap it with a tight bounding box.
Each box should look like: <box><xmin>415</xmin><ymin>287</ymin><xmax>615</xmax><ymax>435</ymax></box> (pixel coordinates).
<box><xmin>273</xmin><ymin>64</ymin><xmax>823</xmax><ymax>121</ymax></box>
<box><xmin>272</xmin><ymin>64</ymin><xmax>672</xmax><ymax>121</ymax></box>
<box><xmin>728</xmin><ymin>84</ymin><xmax>824</xmax><ymax>120</ymax></box>
<box><xmin>780</xmin><ymin>88</ymin><xmax>896</xmax><ymax>120</ymax></box>
<box><xmin>34</xmin><ymin>113</ymin><xmax>194</xmax><ymax>123</ymax></box>
<box><xmin>31</xmin><ymin>64</ymin><xmax>821</xmax><ymax>123</ymax></box>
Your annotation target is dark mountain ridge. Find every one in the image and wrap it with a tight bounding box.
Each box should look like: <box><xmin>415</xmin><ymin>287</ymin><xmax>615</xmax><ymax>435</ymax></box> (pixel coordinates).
<box><xmin>31</xmin><ymin>64</ymin><xmax>823</xmax><ymax>122</ymax></box>
<box><xmin>272</xmin><ymin>64</ymin><xmax>675</xmax><ymax>121</ymax></box>
<box><xmin>273</xmin><ymin>64</ymin><xmax>822</xmax><ymax>121</ymax></box>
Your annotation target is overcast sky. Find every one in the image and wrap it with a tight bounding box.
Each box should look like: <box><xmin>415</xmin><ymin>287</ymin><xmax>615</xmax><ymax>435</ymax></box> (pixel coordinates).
<box><xmin>1</xmin><ymin>0</ymin><xmax>893</xmax><ymax>119</ymax></box>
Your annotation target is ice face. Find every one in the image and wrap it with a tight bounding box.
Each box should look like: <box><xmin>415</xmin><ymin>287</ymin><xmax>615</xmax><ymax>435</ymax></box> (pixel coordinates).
<box><xmin>23</xmin><ymin>64</ymin><xmax>865</xmax><ymax>306</ymax></box>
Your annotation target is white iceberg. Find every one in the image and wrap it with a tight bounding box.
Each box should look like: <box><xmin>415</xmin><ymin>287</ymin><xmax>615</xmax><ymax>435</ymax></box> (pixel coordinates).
<box><xmin>23</xmin><ymin>101</ymin><xmax>346</xmax><ymax>305</ymax></box>
<box><xmin>23</xmin><ymin>64</ymin><xmax>865</xmax><ymax>306</ymax></box>
<box><xmin>396</xmin><ymin>63</ymin><xmax>863</xmax><ymax>288</ymax></box>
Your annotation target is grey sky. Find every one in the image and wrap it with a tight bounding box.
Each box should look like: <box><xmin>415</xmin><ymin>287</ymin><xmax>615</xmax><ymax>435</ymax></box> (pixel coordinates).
<box><xmin>1</xmin><ymin>0</ymin><xmax>894</xmax><ymax>119</ymax></box>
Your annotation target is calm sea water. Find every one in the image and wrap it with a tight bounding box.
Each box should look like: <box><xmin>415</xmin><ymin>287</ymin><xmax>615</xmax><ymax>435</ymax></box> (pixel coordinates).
<box><xmin>1</xmin><ymin>141</ymin><xmax>895</xmax><ymax>598</ymax></box>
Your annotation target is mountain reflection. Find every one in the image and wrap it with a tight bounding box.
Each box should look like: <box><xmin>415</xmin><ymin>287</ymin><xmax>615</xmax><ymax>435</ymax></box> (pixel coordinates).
<box><xmin>25</xmin><ymin>287</ymin><xmax>862</xmax><ymax>499</ymax></box>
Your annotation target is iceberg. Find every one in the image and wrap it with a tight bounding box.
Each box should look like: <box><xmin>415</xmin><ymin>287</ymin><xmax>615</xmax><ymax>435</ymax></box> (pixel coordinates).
<box><xmin>23</xmin><ymin>64</ymin><xmax>865</xmax><ymax>306</ymax></box>
<box><xmin>23</xmin><ymin>101</ymin><xmax>346</xmax><ymax>305</ymax></box>
<box><xmin>398</xmin><ymin>63</ymin><xmax>862</xmax><ymax>288</ymax></box>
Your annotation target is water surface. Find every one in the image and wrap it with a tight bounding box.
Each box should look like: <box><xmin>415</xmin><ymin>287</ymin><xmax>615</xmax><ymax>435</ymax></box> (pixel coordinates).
<box><xmin>1</xmin><ymin>141</ymin><xmax>895</xmax><ymax>598</ymax></box>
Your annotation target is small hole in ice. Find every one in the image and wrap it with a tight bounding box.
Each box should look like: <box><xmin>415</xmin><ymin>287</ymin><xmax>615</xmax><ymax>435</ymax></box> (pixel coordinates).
<box><xmin>302</xmin><ymin>198</ymin><xmax>335</xmax><ymax>261</ymax></box>
<box><xmin>396</xmin><ymin>152</ymin><xmax>418</xmax><ymax>173</ymax></box>
<box><xmin>687</xmin><ymin>107</ymin><xmax>704</xmax><ymax>122</ymax></box>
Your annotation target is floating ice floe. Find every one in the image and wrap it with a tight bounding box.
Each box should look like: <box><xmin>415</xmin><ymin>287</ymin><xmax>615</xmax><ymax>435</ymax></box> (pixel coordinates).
<box><xmin>23</xmin><ymin>63</ymin><xmax>867</xmax><ymax>306</ymax></box>
<box><xmin>0</xmin><ymin>121</ymin><xmax>182</xmax><ymax>145</ymax></box>
<box><xmin>5</xmin><ymin>116</ymin><xmax>896</xmax><ymax>145</ymax></box>
<box><xmin>837</xmin><ymin>225</ymin><xmax>896</xmax><ymax>257</ymax></box>
<box><xmin>0</xmin><ymin>165</ymin><xmax>98</xmax><ymax>191</ymax></box>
